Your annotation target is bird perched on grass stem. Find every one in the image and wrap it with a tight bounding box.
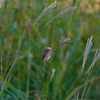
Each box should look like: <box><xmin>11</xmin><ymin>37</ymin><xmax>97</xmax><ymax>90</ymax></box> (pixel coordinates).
<box><xmin>41</xmin><ymin>46</ymin><xmax>53</xmax><ymax>68</ymax></box>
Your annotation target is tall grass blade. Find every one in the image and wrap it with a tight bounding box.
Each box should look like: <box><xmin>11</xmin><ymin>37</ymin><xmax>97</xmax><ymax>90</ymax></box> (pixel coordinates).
<box><xmin>65</xmin><ymin>77</ymin><xmax>100</xmax><ymax>100</ymax></box>
<box><xmin>0</xmin><ymin>57</ymin><xmax>18</xmax><ymax>96</ymax></box>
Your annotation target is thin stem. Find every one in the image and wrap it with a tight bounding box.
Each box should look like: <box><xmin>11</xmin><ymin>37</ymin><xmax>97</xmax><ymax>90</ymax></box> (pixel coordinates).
<box><xmin>52</xmin><ymin>0</ymin><xmax>59</xmax><ymax>49</ymax></box>
<box><xmin>0</xmin><ymin>57</ymin><xmax>18</xmax><ymax>96</ymax></box>
<box><xmin>26</xmin><ymin>39</ymin><xmax>31</xmax><ymax>98</ymax></box>
<box><xmin>37</xmin><ymin>64</ymin><xmax>50</xmax><ymax>100</ymax></box>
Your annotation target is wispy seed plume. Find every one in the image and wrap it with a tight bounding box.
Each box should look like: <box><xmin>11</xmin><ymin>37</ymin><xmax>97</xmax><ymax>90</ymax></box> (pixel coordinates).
<box><xmin>81</xmin><ymin>36</ymin><xmax>93</xmax><ymax>72</ymax></box>
<box><xmin>0</xmin><ymin>0</ymin><xmax>3</xmax><ymax>8</ymax></box>
<box><xmin>43</xmin><ymin>7</ymin><xmax>80</xmax><ymax>29</ymax></box>
<box><xmin>34</xmin><ymin>7</ymin><xmax>80</xmax><ymax>37</ymax></box>
<box><xmin>86</xmin><ymin>45</ymin><xmax>100</xmax><ymax>74</ymax></box>
<box><xmin>53</xmin><ymin>37</ymin><xmax>70</xmax><ymax>56</ymax></box>
<box><xmin>33</xmin><ymin>1</ymin><xmax>64</xmax><ymax>26</ymax></box>
<box><xmin>58</xmin><ymin>37</ymin><xmax>70</xmax><ymax>47</ymax></box>
<box><xmin>25</xmin><ymin>16</ymin><xmax>34</xmax><ymax>42</ymax></box>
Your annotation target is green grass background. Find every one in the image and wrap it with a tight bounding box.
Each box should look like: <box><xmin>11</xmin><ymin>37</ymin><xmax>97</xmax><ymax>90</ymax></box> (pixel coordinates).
<box><xmin>0</xmin><ymin>0</ymin><xmax>100</xmax><ymax>100</ymax></box>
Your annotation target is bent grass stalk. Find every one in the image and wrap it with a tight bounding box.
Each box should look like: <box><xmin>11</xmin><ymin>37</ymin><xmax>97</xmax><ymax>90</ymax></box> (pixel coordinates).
<box><xmin>25</xmin><ymin>16</ymin><xmax>34</xmax><ymax>42</ymax></box>
<box><xmin>34</xmin><ymin>7</ymin><xmax>81</xmax><ymax>37</ymax></box>
<box><xmin>33</xmin><ymin>1</ymin><xmax>64</xmax><ymax>26</ymax></box>
<box><xmin>0</xmin><ymin>57</ymin><xmax>18</xmax><ymax>96</ymax></box>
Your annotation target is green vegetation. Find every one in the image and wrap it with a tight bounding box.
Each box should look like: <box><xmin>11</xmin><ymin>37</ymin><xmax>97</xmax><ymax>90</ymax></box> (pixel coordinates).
<box><xmin>0</xmin><ymin>0</ymin><xmax>100</xmax><ymax>100</ymax></box>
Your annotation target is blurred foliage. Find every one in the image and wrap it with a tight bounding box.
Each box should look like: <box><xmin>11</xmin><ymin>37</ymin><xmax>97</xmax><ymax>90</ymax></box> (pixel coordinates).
<box><xmin>0</xmin><ymin>0</ymin><xmax>100</xmax><ymax>100</ymax></box>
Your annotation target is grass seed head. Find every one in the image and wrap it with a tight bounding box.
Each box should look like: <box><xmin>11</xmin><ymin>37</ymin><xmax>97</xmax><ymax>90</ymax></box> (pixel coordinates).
<box><xmin>58</xmin><ymin>37</ymin><xmax>70</xmax><ymax>48</ymax></box>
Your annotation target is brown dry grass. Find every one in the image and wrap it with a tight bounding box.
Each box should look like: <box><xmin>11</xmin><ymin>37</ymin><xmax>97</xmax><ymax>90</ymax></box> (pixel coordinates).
<box><xmin>65</xmin><ymin>0</ymin><xmax>100</xmax><ymax>13</ymax></box>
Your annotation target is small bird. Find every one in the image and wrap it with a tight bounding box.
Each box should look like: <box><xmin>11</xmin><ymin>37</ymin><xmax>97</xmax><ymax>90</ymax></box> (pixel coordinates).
<box><xmin>41</xmin><ymin>46</ymin><xmax>53</xmax><ymax>68</ymax></box>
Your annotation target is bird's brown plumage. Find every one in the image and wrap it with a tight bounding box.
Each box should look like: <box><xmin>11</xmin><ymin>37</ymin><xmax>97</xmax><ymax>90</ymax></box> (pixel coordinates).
<box><xmin>41</xmin><ymin>46</ymin><xmax>52</xmax><ymax>61</ymax></box>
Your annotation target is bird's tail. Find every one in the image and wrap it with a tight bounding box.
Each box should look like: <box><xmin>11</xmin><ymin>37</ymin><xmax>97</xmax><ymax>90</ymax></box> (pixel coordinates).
<box><xmin>42</xmin><ymin>60</ymin><xmax>45</xmax><ymax>69</ymax></box>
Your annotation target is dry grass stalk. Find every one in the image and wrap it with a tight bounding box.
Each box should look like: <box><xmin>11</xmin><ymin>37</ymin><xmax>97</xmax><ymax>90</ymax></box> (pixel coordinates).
<box><xmin>53</xmin><ymin>37</ymin><xmax>70</xmax><ymax>56</ymax></box>
<box><xmin>33</xmin><ymin>1</ymin><xmax>64</xmax><ymax>26</ymax></box>
<box><xmin>86</xmin><ymin>45</ymin><xmax>100</xmax><ymax>74</ymax></box>
<box><xmin>82</xmin><ymin>36</ymin><xmax>93</xmax><ymax>72</ymax></box>
<box><xmin>34</xmin><ymin>7</ymin><xmax>80</xmax><ymax>37</ymax></box>
<box><xmin>43</xmin><ymin>7</ymin><xmax>80</xmax><ymax>28</ymax></box>
<box><xmin>0</xmin><ymin>0</ymin><xmax>7</xmax><ymax>8</ymax></box>
<box><xmin>58</xmin><ymin>37</ymin><xmax>70</xmax><ymax>47</ymax></box>
<box><xmin>0</xmin><ymin>0</ymin><xmax>3</xmax><ymax>8</ymax></box>
<box><xmin>25</xmin><ymin>16</ymin><xmax>34</xmax><ymax>42</ymax></box>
